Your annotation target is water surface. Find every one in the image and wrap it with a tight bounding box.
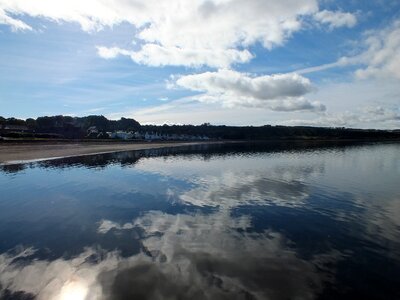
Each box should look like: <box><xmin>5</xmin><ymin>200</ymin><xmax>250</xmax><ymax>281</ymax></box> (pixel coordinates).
<box><xmin>0</xmin><ymin>142</ymin><xmax>399</xmax><ymax>300</ymax></box>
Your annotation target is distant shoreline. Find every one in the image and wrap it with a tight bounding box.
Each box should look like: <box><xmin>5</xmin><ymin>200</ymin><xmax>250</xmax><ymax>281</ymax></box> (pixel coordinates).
<box><xmin>0</xmin><ymin>141</ymin><xmax>223</xmax><ymax>165</ymax></box>
<box><xmin>1</xmin><ymin>139</ymin><xmax>399</xmax><ymax>166</ymax></box>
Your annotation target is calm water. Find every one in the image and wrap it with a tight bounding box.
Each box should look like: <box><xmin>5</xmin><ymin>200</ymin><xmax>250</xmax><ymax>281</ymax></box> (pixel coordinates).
<box><xmin>0</xmin><ymin>142</ymin><xmax>399</xmax><ymax>300</ymax></box>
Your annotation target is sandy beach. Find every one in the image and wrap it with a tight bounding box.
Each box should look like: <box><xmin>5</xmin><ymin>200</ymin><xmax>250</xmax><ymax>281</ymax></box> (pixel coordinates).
<box><xmin>0</xmin><ymin>141</ymin><xmax>215</xmax><ymax>165</ymax></box>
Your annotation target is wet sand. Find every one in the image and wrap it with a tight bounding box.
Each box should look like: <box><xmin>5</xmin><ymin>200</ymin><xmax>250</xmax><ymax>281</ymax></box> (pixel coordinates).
<box><xmin>0</xmin><ymin>141</ymin><xmax>216</xmax><ymax>165</ymax></box>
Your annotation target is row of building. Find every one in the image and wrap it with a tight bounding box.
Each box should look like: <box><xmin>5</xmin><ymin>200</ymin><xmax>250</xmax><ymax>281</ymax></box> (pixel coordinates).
<box><xmin>0</xmin><ymin>124</ymin><xmax>30</xmax><ymax>132</ymax></box>
<box><xmin>87</xmin><ymin>127</ymin><xmax>210</xmax><ymax>141</ymax></box>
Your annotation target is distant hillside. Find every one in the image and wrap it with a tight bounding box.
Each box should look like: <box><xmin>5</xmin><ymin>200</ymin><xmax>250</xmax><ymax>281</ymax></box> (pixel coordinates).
<box><xmin>1</xmin><ymin>115</ymin><xmax>399</xmax><ymax>141</ymax></box>
<box><xmin>142</xmin><ymin>124</ymin><xmax>400</xmax><ymax>141</ymax></box>
<box><xmin>0</xmin><ymin>115</ymin><xmax>140</xmax><ymax>139</ymax></box>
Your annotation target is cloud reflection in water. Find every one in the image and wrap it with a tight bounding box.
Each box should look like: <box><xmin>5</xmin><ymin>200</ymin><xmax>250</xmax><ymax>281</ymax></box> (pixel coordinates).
<box><xmin>0</xmin><ymin>209</ymin><xmax>336</xmax><ymax>300</ymax></box>
<box><xmin>1</xmin><ymin>143</ymin><xmax>399</xmax><ymax>299</ymax></box>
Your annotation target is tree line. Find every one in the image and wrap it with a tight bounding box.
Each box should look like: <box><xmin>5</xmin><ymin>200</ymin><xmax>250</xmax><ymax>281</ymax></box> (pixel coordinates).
<box><xmin>0</xmin><ymin>115</ymin><xmax>140</xmax><ymax>139</ymax></box>
<box><xmin>1</xmin><ymin>115</ymin><xmax>399</xmax><ymax>140</ymax></box>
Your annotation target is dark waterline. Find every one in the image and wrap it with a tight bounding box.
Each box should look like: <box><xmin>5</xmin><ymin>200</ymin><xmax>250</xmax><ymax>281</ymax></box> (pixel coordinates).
<box><xmin>0</xmin><ymin>142</ymin><xmax>399</xmax><ymax>299</ymax></box>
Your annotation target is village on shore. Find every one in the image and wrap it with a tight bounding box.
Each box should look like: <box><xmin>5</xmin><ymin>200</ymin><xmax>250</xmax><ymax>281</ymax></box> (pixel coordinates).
<box><xmin>86</xmin><ymin>126</ymin><xmax>211</xmax><ymax>141</ymax></box>
<box><xmin>1</xmin><ymin>115</ymin><xmax>400</xmax><ymax>142</ymax></box>
<box><xmin>0</xmin><ymin>122</ymin><xmax>211</xmax><ymax>141</ymax></box>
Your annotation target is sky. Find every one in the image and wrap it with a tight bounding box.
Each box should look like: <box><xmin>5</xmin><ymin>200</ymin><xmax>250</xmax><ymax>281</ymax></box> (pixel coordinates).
<box><xmin>0</xmin><ymin>0</ymin><xmax>399</xmax><ymax>128</ymax></box>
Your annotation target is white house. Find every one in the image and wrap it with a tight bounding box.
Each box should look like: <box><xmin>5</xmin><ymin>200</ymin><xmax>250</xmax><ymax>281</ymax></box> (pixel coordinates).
<box><xmin>110</xmin><ymin>131</ymin><xmax>134</xmax><ymax>140</ymax></box>
<box><xmin>133</xmin><ymin>131</ymin><xmax>143</xmax><ymax>139</ymax></box>
<box><xmin>144</xmin><ymin>132</ymin><xmax>162</xmax><ymax>140</ymax></box>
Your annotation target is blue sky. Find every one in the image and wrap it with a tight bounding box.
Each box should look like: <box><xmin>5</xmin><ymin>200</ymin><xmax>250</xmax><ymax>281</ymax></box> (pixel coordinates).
<box><xmin>0</xmin><ymin>0</ymin><xmax>399</xmax><ymax>128</ymax></box>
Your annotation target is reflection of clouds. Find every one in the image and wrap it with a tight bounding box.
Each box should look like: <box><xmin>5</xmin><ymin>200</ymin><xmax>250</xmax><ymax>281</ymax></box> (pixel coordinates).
<box><xmin>135</xmin><ymin>151</ymin><xmax>326</xmax><ymax>181</ymax></box>
<box><xmin>136</xmin><ymin>144</ymin><xmax>400</xmax><ymax>258</ymax></box>
<box><xmin>98</xmin><ymin>220</ymin><xmax>134</xmax><ymax>234</ymax></box>
<box><xmin>0</xmin><ymin>248</ymin><xmax>107</xmax><ymax>300</ymax></box>
<box><xmin>98</xmin><ymin>211</ymin><xmax>252</xmax><ymax>236</ymax></box>
<box><xmin>305</xmin><ymin>144</ymin><xmax>400</xmax><ymax>258</ymax></box>
<box><xmin>1</xmin><ymin>210</ymin><xmax>337</xmax><ymax>300</ymax></box>
<box><xmin>382</xmin><ymin>198</ymin><xmax>400</xmax><ymax>229</ymax></box>
<box><xmin>58</xmin><ymin>278</ymin><xmax>88</xmax><ymax>300</ymax></box>
<box><xmin>353</xmin><ymin>194</ymin><xmax>400</xmax><ymax>258</ymax></box>
<box><xmin>136</xmin><ymin>153</ymin><xmax>325</xmax><ymax>209</ymax></box>
<box><xmin>4</xmin><ymin>144</ymin><xmax>398</xmax><ymax>298</ymax></box>
<box><xmin>0</xmin><ymin>248</ymin><xmax>173</xmax><ymax>300</ymax></box>
<box><xmin>272</xmin><ymin>164</ymin><xmax>326</xmax><ymax>183</ymax></box>
<box><xmin>98</xmin><ymin>209</ymin><xmax>337</xmax><ymax>299</ymax></box>
<box><xmin>180</xmin><ymin>172</ymin><xmax>310</xmax><ymax>208</ymax></box>
<box><xmin>129</xmin><ymin>210</ymin><xmax>333</xmax><ymax>300</ymax></box>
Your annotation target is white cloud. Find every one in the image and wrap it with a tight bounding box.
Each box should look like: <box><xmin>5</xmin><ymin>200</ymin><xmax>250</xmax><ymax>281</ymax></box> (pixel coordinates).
<box><xmin>108</xmin><ymin>77</ymin><xmax>400</xmax><ymax>128</ymax></box>
<box><xmin>176</xmin><ymin>70</ymin><xmax>313</xmax><ymax>98</ymax></box>
<box><xmin>174</xmin><ymin>69</ymin><xmax>325</xmax><ymax>112</ymax></box>
<box><xmin>314</xmin><ymin>10</ymin><xmax>357</xmax><ymax>29</ymax></box>
<box><xmin>97</xmin><ymin>45</ymin><xmax>253</xmax><ymax>68</ymax></box>
<box><xmin>294</xmin><ymin>19</ymin><xmax>400</xmax><ymax>81</ymax></box>
<box><xmin>0</xmin><ymin>8</ymin><xmax>31</xmax><ymax>31</ymax></box>
<box><xmin>268</xmin><ymin>98</ymin><xmax>326</xmax><ymax>112</ymax></box>
<box><xmin>283</xmin><ymin>106</ymin><xmax>400</xmax><ymax>128</ymax></box>
<box><xmin>96</xmin><ymin>46</ymin><xmax>130</xmax><ymax>59</ymax></box>
<box><xmin>355</xmin><ymin>20</ymin><xmax>400</xmax><ymax>80</ymax></box>
<box><xmin>129</xmin><ymin>0</ymin><xmax>317</xmax><ymax>60</ymax></box>
<box><xmin>0</xmin><ymin>1</ymin><xmax>360</xmax><ymax>68</ymax></box>
<box><xmin>0</xmin><ymin>0</ymin><xmax>121</xmax><ymax>32</ymax></box>
<box><xmin>0</xmin><ymin>0</ymin><xmax>323</xmax><ymax>67</ymax></box>
<box><xmin>283</xmin><ymin>112</ymin><xmax>360</xmax><ymax>127</ymax></box>
<box><xmin>295</xmin><ymin>57</ymin><xmax>353</xmax><ymax>74</ymax></box>
<box><xmin>362</xmin><ymin>105</ymin><xmax>400</xmax><ymax>123</ymax></box>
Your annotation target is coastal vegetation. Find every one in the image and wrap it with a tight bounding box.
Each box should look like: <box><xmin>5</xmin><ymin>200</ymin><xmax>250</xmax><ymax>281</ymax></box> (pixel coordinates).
<box><xmin>1</xmin><ymin>115</ymin><xmax>399</xmax><ymax>141</ymax></box>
